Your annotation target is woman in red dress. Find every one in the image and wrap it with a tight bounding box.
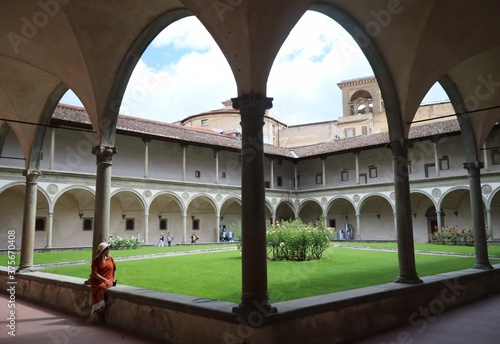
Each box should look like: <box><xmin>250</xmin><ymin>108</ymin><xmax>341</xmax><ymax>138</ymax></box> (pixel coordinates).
<box><xmin>88</xmin><ymin>242</ymin><xmax>116</xmax><ymax>323</ymax></box>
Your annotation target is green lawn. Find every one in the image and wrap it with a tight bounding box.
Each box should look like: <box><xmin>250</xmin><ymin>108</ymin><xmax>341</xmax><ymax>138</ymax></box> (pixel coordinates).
<box><xmin>0</xmin><ymin>244</ymin><xmax>235</xmax><ymax>266</ymax></box>
<box><xmin>37</xmin><ymin>244</ymin><xmax>500</xmax><ymax>303</ymax></box>
<box><xmin>336</xmin><ymin>242</ymin><xmax>500</xmax><ymax>256</ymax></box>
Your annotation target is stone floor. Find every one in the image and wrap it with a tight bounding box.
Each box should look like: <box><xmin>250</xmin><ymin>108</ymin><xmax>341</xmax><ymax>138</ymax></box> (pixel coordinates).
<box><xmin>1</xmin><ymin>292</ymin><xmax>500</xmax><ymax>344</ymax></box>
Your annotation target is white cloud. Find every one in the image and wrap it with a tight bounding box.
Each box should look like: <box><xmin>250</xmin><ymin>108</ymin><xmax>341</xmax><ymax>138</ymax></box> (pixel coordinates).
<box><xmin>60</xmin><ymin>11</ymin><xmax>448</xmax><ymax>126</ymax></box>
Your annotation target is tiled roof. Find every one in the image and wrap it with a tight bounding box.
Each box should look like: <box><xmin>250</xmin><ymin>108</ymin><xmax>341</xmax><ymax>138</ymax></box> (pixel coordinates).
<box><xmin>291</xmin><ymin>120</ymin><xmax>461</xmax><ymax>158</ymax></box>
<box><xmin>52</xmin><ymin>104</ymin><xmax>461</xmax><ymax>160</ymax></box>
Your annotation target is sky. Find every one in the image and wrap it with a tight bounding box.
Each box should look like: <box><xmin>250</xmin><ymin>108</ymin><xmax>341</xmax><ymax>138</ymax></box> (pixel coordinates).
<box><xmin>60</xmin><ymin>11</ymin><xmax>449</xmax><ymax>126</ymax></box>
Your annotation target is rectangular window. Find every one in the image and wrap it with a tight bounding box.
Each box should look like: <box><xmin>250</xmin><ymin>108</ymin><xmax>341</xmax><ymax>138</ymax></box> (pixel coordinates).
<box><xmin>265</xmin><ymin>181</ymin><xmax>271</xmax><ymax>188</ymax></box>
<box><xmin>221</xmin><ymin>171</ymin><xmax>226</xmax><ymax>178</ymax></box>
<box><xmin>159</xmin><ymin>218</ymin><xmax>167</xmax><ymax>230</ymax></box>
<box><xmin>369</xmin><ymin>165</ymin><xmax>377</xmax><ymax>178</ymax></box>
<box><xmin>125</xmin><ymin>218</ymin><xmax>135</xmax><ymax>231</ymax></box>
<box><xmin>201</xmin><ymin>119</ymin><xmax>209</xmax><ymax>126</ymax></box>
<box><xmin>277</xmin><ymin>176</ymin><xmax>283</xmax><ymax>187</ymax></box>
<box><xmin>362</xmin><ymin>126</ymin><xmax>368</xmax><ymax>135</ymax></box>
<box><xmin>424</xmin><ymin>163</ymin><xmax>435</xmax><ymax>178</ymax></box>
<box><xmin>359</xmin><ymin>173</ymin><xmax>367</xmax><ymax>184</ymax></box>
<box><xmin>192</xmin><ymin>219</ymin><xmax>200</xmax><ymax>230</ymax></box>
<box><xmin>345</xmin><ymin>128</ymin><xmax>355</xmax><ymax>137</ymax></box>
<box><xmin>439</xmin><ymin>156</ymin><xmax>450</xmax><ymax>170</ymax></box>
<box><xmin>341</xmin><ymin>170</ymin><xmax>349</xmax><ymax>181</ymax></box>
<box><xmin>315</xmin><ymin>172</ymin><xmax>323</xmax><ymax>184</ymax></box>
<box><xmin>83</xmin><ymin>218</ymin><xmax>93</xmax><ymax>231</ymax></box>
<box><xmin>35</xmin><ymin>217</ymin><xmax>46</xmax><ymax>231</ymax></box>
<box><xmin>195</xmin><ymin>171</ymin><xmax>201</xmax><ymax>178</ymax></box>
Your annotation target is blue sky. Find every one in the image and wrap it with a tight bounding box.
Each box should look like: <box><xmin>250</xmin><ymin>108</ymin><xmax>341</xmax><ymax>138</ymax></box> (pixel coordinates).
<box><xmin>61</xmin><ymin>11</ymin><xmax>448</xmax><ymax>125</ymax></box>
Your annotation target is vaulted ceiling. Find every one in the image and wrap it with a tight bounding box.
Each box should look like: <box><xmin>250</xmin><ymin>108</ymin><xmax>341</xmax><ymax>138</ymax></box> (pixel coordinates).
<box><xmin>1</xmin><ymin>0</ymin><xmax>499</xmax><ymax>168</ymax></box>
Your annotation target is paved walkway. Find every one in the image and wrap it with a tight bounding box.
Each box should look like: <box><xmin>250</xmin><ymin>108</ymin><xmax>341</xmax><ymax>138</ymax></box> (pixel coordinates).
<box><xmin>350</xmin><ymin>293</ymin><xmax>500</xmax><ymax>344</ymax></box>
<box><xmin>2</xmin><ymin>292</ymin><xmax>500</xmax><ymax>343</ymax></box>
<box><xmin>0</xmin><ymin>293</ymin><xmax>162</xmax><ymax>344</ymax></box>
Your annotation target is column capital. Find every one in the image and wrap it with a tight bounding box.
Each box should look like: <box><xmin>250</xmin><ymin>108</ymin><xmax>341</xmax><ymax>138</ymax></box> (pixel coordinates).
<box><xmin>232</xmin><ymin>93</ymin><xmax>273</xmax><ymax>122</ymax></box>
<box><xmin>386</xmin><ymin>138</ymin><xmax>413</xmax><ymax>151</ymax></box>
<box><xmin>92</xmin><ymin>145</ymin><xmax>118</xmax><ymax>164</ymax></box>
<box><xmin>22</xmin><ymin>169</ymin><xmax>41</xmax><ymax>182</ymax></box>
<box><xmin>463</xmin><ymin>161</ymin><xmax>484</xmax><ymax>170</ymax></box>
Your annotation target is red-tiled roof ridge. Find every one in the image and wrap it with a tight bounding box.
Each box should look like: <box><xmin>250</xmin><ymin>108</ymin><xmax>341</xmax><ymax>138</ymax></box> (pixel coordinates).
<box><xmin>53</xmin><ymin>103</ymin><xmax>239</xmax><ymax>140</ymax></box>
<box><xmin>52</xmin><ymin>103</ymin><xmax>461</xmax><ymax>160</ymax></box>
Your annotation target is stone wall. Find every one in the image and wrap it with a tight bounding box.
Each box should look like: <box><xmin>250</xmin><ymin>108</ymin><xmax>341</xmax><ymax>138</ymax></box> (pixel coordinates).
<box><xmin>1</xmin><ymin>265</ymin><xmax>500</xmax><ymax>343</ymax></box>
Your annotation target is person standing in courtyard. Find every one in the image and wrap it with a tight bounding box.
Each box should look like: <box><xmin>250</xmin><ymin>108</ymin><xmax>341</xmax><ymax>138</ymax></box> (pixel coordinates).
<box><xmin>167</xmin><ymin>232</ymin><xmax>174</xmax><ymax>247</ymax></box>
<box><xmin>88</xmin><ymin>242</ymin><xmax>116</xmax><ymax>323</ymax></box>
<box><xmin>158</xmin><ymin>234</ymin><xmax>165</xmax><ymax>247</ymax></box>
<box><xmin>191</xmin><ymin>232</ymin><xmax>198</xmax><ymax>243</ymax></box>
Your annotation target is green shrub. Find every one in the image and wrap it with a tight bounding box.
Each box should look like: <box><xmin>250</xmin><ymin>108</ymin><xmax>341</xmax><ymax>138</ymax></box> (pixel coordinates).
<box><xmin>266</xmin><ymin>218</ymin><xmax>334</xmax><ymax>261</ymax></box>
<box><xmin>108</xmin><ymin>233</ymin><xmax>143</xmax><ymax>249</ymax></box>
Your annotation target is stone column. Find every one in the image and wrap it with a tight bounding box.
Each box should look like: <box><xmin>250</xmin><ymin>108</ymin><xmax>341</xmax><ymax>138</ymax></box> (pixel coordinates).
<box><xmin>355</xmin><ymin>152</ymin><xmax>360</xmax><ymax>184</ymax></box>
<box><xmin>387</xmin><ymin>139</ymin><xmax>422</xmax><ymax>284</ymax></box>
<box><xmin>91</xmin><ymin>145</ymin><xmax>117</xmax><ymax>259</ymax></box>
<box><xmin>294</xmin><ymin>163</ymin><xmax>298</xmax><ymax>190</ymax></box>
<box><xmin>485</xmin><ymin>208</ymin><xmax>492</xmax><ymax>240</ymax></box>
<box><xmin>143</xmin><ymin>212</ymin><xmax>149</xmax><ymax>245</ymax></box>
<box><xmin>322</xmin><ymin>157</ymin><xmax>326</xmax><ymax>188</ymax></box>
<box><xmin>355</xmin><ymin>213</ymin><xmax>361</xmax><ymax>240</ymax></box>
<box><xmin>232</xmin><ymin>93</ymin><xmax>276</xmax><ymax>314</ymax></box>
<box><xmin>181</xmin><ymin>144</ymin><xmax>187</xmax><ymax>182</ymax></box>
<box><xmin>18</xmin><ymin>169</ymin><xmax>41</xmax><ymax>272</ymax></box>
<box><xmin>49</xmin><ymin>128</ymin><xmax>55</xmax><ymax>171</ymax></box>
<box><xmin>46</xmin><ymin>211</ymin><xmax>54</xmax><ymax>248</ymax></box>
<box><xmin>436</xmin><ymin>210</ymin><xmax>443</xmax><ymax>232</ymax></box>
<box><xmin>433</xmin><ymin>141</ymin><xmax>440</xmax><ymax>176</ymax></box>
<box><xmin>143</xmin><ymin>138</ymin><xmax>150</xmax><ymax>178</ymax></box>
<box><xmin>215</xmin><ymin>215</ymin><xmax>221</xmax><ymax>243</ymax></box>
<box><xmin>214</xmin><ymin>149</ymin><xmax>220</xmax><ymax>185</ymax></box>
<box><xmin>182</xmin><ymin>214</ymin><xmax>187</xmax><ymax>244</ymax></box>
<box><xmin>464</xmin><ymin>162</ymin><xmax>492</xmax><ymax>269</ymax></box>
<box><xmin>270</xmin><ymin>158</ymin><xmax>274</xmax><ymax>189</ymax></box>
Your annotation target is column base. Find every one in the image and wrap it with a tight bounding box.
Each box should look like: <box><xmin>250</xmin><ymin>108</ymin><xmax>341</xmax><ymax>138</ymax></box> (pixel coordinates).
<box><xmin>232</xmin><ymin>299</ymin><xmax>278</xmax><ymax>316</ymax></box>
<box><xmin>473</xmin><ymin>262</ymin><xmax>493</xmax><ymax>270</ymax></box>
<box><xmin>16</xmin><ymin>266</ymin><xmax>35</xmax><ymax>273</ymax></box>
<box><xmin>394</xmin><ymin>275</ymin><xmax>423</xmax><ymax>284</ymax></box>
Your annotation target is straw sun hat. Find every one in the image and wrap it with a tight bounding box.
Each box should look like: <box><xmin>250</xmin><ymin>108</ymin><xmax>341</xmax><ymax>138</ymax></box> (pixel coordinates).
<box><xmin>97</xmin><ymin>242</ymin><xmax>109</xmax><ymax>254</ymax></box>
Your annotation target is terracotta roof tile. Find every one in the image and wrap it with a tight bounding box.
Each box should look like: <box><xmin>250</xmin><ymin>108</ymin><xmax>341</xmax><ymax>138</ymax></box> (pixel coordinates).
<box><xmin>52</xmin><ymin>104</ymin><xmax>460</xmax><ymax>160</ymax></box>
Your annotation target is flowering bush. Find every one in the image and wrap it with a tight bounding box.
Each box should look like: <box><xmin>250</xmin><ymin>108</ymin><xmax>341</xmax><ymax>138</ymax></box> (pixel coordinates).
<box><xmin>108</xmin><ymin>233</ymin><xmax>143</xmax><ymax>249</ymax></box>
<box><xmin>429</xmin><ymin>226</ymin><xmax>491</xmax><ymax>246</ymax></box>
<box><xmin>266</xmin><ymin>218</ymin><xmax>335</xmax><ymax>261</ymax></box>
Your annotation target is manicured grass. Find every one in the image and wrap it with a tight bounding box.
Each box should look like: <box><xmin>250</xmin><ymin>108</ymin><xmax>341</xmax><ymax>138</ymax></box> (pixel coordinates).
<box><xmin>335</xmin><ymin>242</ymin><xmax>500</xmax><ymax>256</ymax></box>
<box><xmin>0</xmin><ymin>245</ymin><xmax>236</xmax><ymax>266</ymax></box>
<box><xmin>39</xmin><ymin>245</ymin><xmax>500</xmax><ymax>303</ymax></box>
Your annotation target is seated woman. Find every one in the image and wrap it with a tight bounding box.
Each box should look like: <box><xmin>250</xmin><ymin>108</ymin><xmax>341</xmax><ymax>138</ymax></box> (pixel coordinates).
<box><xmin>88</xmin><ymin>242</ymin><xmax>116</xmax><ymax>323</ymax></box>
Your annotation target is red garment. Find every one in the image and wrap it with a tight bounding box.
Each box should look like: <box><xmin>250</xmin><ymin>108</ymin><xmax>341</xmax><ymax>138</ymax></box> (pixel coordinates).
<box><xmin>90</xmin><ymin>256</ymin><xmax>116</xmax><ymax>311</ymax></box>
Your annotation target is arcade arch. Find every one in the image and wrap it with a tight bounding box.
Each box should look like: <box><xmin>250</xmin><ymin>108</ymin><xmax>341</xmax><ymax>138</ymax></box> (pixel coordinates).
<box><xmin>358</xmin><ymin>194</ymin><xmax>394</xmax><ymax>240</ymax></box>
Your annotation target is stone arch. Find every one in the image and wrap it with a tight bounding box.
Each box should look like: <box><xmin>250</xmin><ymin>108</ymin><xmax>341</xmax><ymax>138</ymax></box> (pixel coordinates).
<box><xmin>438</xmin><ymin>187</ymin><xmax>482</xmax><ymax>230</ymax></box>
<box><xmin>149</xmin><ymin>191</ymin><xmax>185</xmax><ymax>245</ymax></box>
<box><xmin>186</xmin><ymin>194</ymin><xmax>218</xmax><ymax>242</ymax></box>
<box><xmin>220</xmin><ymin>196</ymin><xmax>242</xmax><ymax>234</ymax></box>
<box><xmin>275</xmin><ymin>200</ymin><xmax>297</xmax><ymax>222</ymax></box>
<box><xmin>298</xmin><ymin>198</ymin><xmax>324</xmax><ymax>226</ymax></box>
<box><xmin>350</xmin><ymin>89</ymin><xmax>374</xmax><ymax>116</ymax></box>
<box><xmin>410</xmin><ymin>190</ymin><xmax>438</xmax><ymax>243</ymax></box>
<box><xmin>488</xmin><ymin>186</ymin><xmax>500</xmax><ymax>240</ymax></box>
<box><xmin>52</xmin><ymin>186</ymin><xmax>96</xmax><ymax>247</ymax></box>
<box><xmin>110</xmin><ymin>189</ymin><xmax>147</xmax><ymax>239</ymax></box>
<box><xmin>0</xmin><ymin>183</ymin><xmax>51</xmax><ymax>249</ymax></box>
<box><xmin>358</xmin><ymin>194</ymin><xmax>395</xmax><ymax>240</ymax></box>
